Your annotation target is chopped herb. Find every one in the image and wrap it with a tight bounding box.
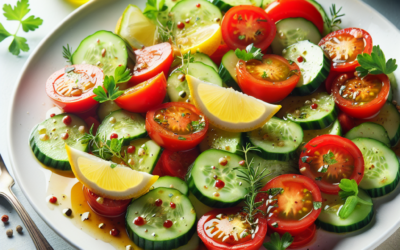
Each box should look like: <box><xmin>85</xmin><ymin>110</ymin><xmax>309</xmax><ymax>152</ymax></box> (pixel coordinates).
<box><xmin>188</xmin><ymin>120</ymin><xmax>205</xmax><ymax>132</ymax></box>
<box><xmin>313</xmin><ymin>201</ymin><xmax>322</xmax><ymax>210</ymax></box>
<box><xmin>271</xmin><ymin>222</ymin><xmax>278</xmax><ymax>228</ymax></box>
<box><xmin>261</xmin><ymin>71</ymin><xmax>268</xmax><ymax>79</ymax></box>
<box><xmin>238</xmin><ymin>35</ymin><xmax>245</xmax><ymax>40</ymax></box>
<box><xmin>288</xmin><ymin>60</ymin><xmax>294</xmax><ymax>65</ymax></box>
<box><xmin>263</xmin><ymin>232</ymin><xmax>293</xmax><ymax>250</ymax></box>
<box><xmin>323</xmin><ymin>151</ymin><xmax>337</xmax><ymax>165</ymax></box>
<box><xmin>265</xmin><ymin>58</ymin><xmax>273</xmax><ymax>65</ymax></box>
<box><xmin>299</xmin><ymin>112</ymin><xmax>307</xmax><ymax>119</ymax></box>
<box><xmin>110</xmin><ymin>163</ymin><xmax>117</xmax><ymax>169</ymax></box>
<box><xmin>181</xmin><ymin>113</ymin><xmax>185</xmax><ymax>117</ymax></box>
<box><xmin>338</xmin><ymin>179</ymin><xmax>372</xmax><ymax>219</ymax></box>
<box><xmin>319</xmin><ymin>165</ymin><xmax>329</xmax><ymax>173</ymax></box>
<box><xmin>315</xmin><ymin>177</ymin><xmax>322</xmax><ymax>181</ymax></box>
<box><xmin>234</xmin><ymin>43</ymin><xmax>263</xmax><ymax>61</ymax></box>
<box><xmin>256</xmin><ymin>18</ymin><xmax>268</xmax><ymax>22</ymax></box>
<box><xmin>301</xmin><ymin>156</ymin><xmax>309</xmax><ymax>163</ymax></box>
<box><xmin>178</xmin><ymin>136</ymin><xmax>186</xmax><ymax>140</ymax></box>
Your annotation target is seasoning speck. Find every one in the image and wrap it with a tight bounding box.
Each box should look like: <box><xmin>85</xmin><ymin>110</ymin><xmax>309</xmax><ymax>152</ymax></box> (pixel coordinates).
<box><xmin>6</xmin><ymin>229</ymin><xmax>13</xmax><ymax>237</ymax></box>
<box><xmin>16</xmin><ymin>225</ymin><xmax>23</xmax><ymax>234</ymax></box>
<box><xmin>63</xmin><ymin>208</ymin><xmax>72</xmax><ymax>217</ymax></box>
<box><xmin>81</xmin><ymin>212</ymin><xmax>90</xmax><ymax>221</ymax></box>
<box><xmin>98</xmin><ymin>223</ymin><xmax>105</xmax><ymax>229</ymax></box>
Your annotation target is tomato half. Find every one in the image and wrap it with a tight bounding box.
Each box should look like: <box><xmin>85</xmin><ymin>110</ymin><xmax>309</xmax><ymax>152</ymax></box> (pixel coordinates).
<box><xmin>337</xmin><ymin>111</ymin><xmax>355</xmax><ymax>134</ymax></box>
<box><xmin>160</xmin><ymin>147</ymin><xmax>200</xmax><ymax>180</ymax></box>
<box><xmin>128</xmin><ymin>43</ymin><xmax>173</xmax><ymax>86</ymax></box>
<box><xmin>319</xmin><ymin>28</ymin><xmax>373</xmax><ymax>72</ymax></box>
<box><xmin>299</xmin><ymin>135</ymin><xmax>364</xmax><ymax>195</ymax></box>
<box><xmin>288</xmin><ymin>223</ymin><xmax>316</xmax><ymax>249</ymax></box>
<box><xmin>151</xmin><ymin>159</ymin><xmax>166</xmax><ymax>177</ymax></box>
<box><xmin>256</xmin><ymin>174</ymin><xmax>322</xmax><ymax>235</ymax></box>
<box><xmin>46</xmin><ymin>65</ymin><xmax>104</xmax><ymax>113</ymax></box>
<box><xmin>146</xmin><ymin>102</ymin><xmax>209</xmax><ymax>151</ymax></box>
<box><xmin>209</xmin><ymin>41</ymin><xmax>230</xmax><ymax>66</ymax></box>
<box><xmin>221</xmin><ymin>5</ymin><xmax>276</xmax><ymax>51</ymax></box>
<box><xmin>115</xmin><ymin>72</ymin><xmax>167</xmax><ymax>113</ymax></box>
<box><xmin>83</xmin><ymin>186</ymin><xmax>131</xmax><ymax>217</ymax></box>
<box><xmin>197</xmin><ymin>207</ymin><xmax>267</xmax><ymax>250</ymax></box>
<box><xmin>324</xmin><ymin>70</ymin><xmax>353</xmax><ymax>94</ymax></box>
<box><xmin>236</xmin><ymin>54</ymin><xmax>300</xmax><ymax>103</ymax></box>
<box><xmin>331</xmin><ymin>73</ymin><xmax>390</xmax><ymax>119</ymax></box>
<box><xmin>265</xmin><ymin>0</ymin><xmax>324</xmax><ymax>34</ymax></box>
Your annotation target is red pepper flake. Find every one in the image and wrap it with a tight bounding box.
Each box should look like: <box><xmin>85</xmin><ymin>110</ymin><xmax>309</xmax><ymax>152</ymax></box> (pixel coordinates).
<box><xmin>127</xmin><ymin>146</ymin><xmax>135</xmax><ymax>154</ymax></box>
<box><xmin>177</xmin><ymin>22</ymin><xmax>185</xmax><ymax>29</ymax></box>
<box><xmin>110</xmin><ymin>133</ymin><xmax>118</xmax><ymax>139</ymax></box>
<box><xmin>311</xmin><ymin>103</ymin><xmax>318</xmax><ymax>109</ymax></box>
<box><xmin>163</xmin><ymin>220</ymin><xmax>173</xmax><ymax>228</ymax></box>
<box><xmin>170</xmin><ymin>202</ymin><xmax>176</xmax><ymax>209</ymax></box>
<box><xmin>110</xmin><ymin>228</ymin><xmax>120</xmax><ymax>236</ymax></box>
<box><xmin>215</xmin><ymin>179</ymin><xmax>225</xmax><ymax>189</ymax></box>
<box><xmin>297</xmin><ymin>56</ymin><xmax>304</xmax><ymax>63</ymax></box>
<box><xmin>196</xmin><ymin>3</ymin><xmax>201</xmax><ymax>7</ymax></box>
<box><xmin>155</xmin><ymin>199</ymin><xmax>162</xmax><ymax>207</ymax></box>
<box><xmin>1</xmin><ymin>215</ymin><xmax>9</xmax><ymax>223</ymax></box>
<box><xmin>62</xmin><ymin>115</ymin><xmax>72</xmax><ymax>126</ymax></box>
<box><xmin>133</xmin><ymin>216</ymin><xmax>145</xmax><ymax>226</ymax></box>
<box><xmin>49</xmin><ymin>196</ymin><xmax>57</xmax><ymax>204</ymax></box>
<box><xmin>50</xmin><ymin>113</ymin><xmax>55</xmax><ymax>118</ymax></box>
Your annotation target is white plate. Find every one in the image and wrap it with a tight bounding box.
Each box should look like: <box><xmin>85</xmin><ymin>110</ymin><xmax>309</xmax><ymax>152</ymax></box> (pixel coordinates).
<box><xmin>7</xmin><ymin>0</ymin><xmax>400</xmax><ymax>249</ymax></box>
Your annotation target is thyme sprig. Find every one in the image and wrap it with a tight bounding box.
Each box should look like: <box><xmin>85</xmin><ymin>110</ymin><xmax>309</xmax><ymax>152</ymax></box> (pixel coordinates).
<box><xmin>62</xmin><ymin>44</ymin><xmax>73</xmax><ymax>63</ymax></box>
<box><xmin>176</xmin><ymin>50</ymin><xmax>195</xmax><ymax>75</ymax></box>
<box><xmin>327</xmin><ymin>4</ymin><xmax>345</xmax><ymax>32</ymax></box>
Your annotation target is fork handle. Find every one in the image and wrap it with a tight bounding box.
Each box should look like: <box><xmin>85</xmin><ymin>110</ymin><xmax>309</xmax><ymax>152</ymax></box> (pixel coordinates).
<box><xmin>1</xmin><ymin>187</ymin><xmax>53</xmax><ymax>250</ymax></box>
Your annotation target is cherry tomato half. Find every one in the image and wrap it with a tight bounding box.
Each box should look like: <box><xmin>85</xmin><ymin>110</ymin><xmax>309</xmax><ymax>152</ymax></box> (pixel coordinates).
<box><xmin>288</xmin><ymin>223</ymin><xmax>316</xmax><ymax>249</ymax></box>
<box><xmin>160</xmin><ymin>147</ymin><xmax>200</xmax><ymax>180</ymax></box>
<box><xmin>236</xmin><ymin>54</ymin><xmax>300</xmax><ymax>103</ymax></box>
<box><xmin>265</xmin><ymin>0</ymin><xmax>324</xmax><ymax>34</ymax></box>
<box><xmin>115</xmin><ymin>72</ymin><xmax>167</xmax><ymax>113</ymax></box>
<box><xmin>319</xmin><ymin>28</ymin><xmax>373</xmax><ymax>73</ymax></box>
<box><xmin>46</xmin><ymin>65</ymin><xmax>104</xmax><ymax>113</ymax></box>
<box><xmin>209</xmin><ymin>41</ymin><xmax>230</xmax><ymax>66</ymax></box>
<box><xmin>299</xmin><ymin>135</ymin><xmax>364</xmax><ymax>195</ymax></box>
<box><xmin>197</xmin><ymin>207</ymin><xmax>267</xmax><ymax>250</ymax></box>
<box><xmin>331</xmin><ymin>73</ymin><xmax>390</xmax><ymax>119</ymax></box>
<box><xmin>83</xmin><ymin>186</ymin><xmax>131</xmax><ymax>217</ymax></box>
<box><xmin>256</xmin><ymin>174</ymin><xmax>322</xmax><ymax>235</ymax></box>
<box><xmin>128</xmin><ymin>43</ymin><xmax>173</xmax><ymax>86</ymax></box>
<box><xmin>337</xmin><ymin>111</ymin><xmax>356</xmax><ymax>134</ymax></box>
<box><xmin>221</xmin><ymin>5</ymin><xmax>276</xmax><ymax>51</ymax></box>
<box><xmin>324</xmin><ymin>70</ymin><xmax>353</xmax><ymax>94</ymax></box>
<box><xmin>146</xmin><ymin>102</ymin><xmax>209</xmax><ymax>151</ymax></box>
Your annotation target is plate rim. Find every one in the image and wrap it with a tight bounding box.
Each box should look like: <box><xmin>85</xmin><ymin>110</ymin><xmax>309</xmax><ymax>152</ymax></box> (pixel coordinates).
<box><xmin>6</xmin><ymin>0</ymin><xmax>400</xmax><ymax>249</ymax></box>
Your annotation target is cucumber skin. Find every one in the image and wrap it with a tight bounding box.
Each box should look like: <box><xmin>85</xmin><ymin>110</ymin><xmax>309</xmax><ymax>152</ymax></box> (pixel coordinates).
<box><xmin>218</xmin><ymin>63</ymin><xmax>241</xmax><ymax>91</ymax></box>
<box><xmin>317</xmin><ymin>208</ymin><xmax>374</xmax><ymax>233</ymax></box>
<box><xmin>208</xmin><ymin>0</ymin><xmax>261</xmax><ymax>12</ymax></box>
<box><xmin>254</xmin><ymin>144</ymin><xmax>299</xmax><ymax>162</ymax></box>
<box><xmin>291</xmin><ymin>53</ymin><xmax>331</xmax><ymax>96</ymax></box>
<box><xmin>295</xmin><ymin>108</ymin><xmax>338</xmax><ymax>130</ymax></box>
<box><xmin>365</xmin><ymin>170</ymin><xmax>400</xmax><ymax>198</ymax></box>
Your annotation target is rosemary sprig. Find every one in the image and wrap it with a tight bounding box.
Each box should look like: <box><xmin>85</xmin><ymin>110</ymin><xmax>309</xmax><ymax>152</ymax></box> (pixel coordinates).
<box><xmin>79</xmin><ymin>125</ymin><xmax>133</xmax><ymax>168</ymax></box>
<box><xmin>176</xmin><ymin>50</ymin><xmax>195</xmax><ymax>75</ymax></box>
<box><xmin>327</xmin><ymin>4</ymin><xmax>345</xmax><ymax>32</ymax></box>
<box><xmin>62</xmin><ymin>44</ymin><xmax>73</xmax><ymax>64</ymax></box>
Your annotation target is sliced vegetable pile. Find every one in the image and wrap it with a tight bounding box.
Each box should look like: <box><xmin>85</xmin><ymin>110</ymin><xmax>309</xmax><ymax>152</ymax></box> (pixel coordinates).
<box><xmin>29</xmin><ymin>0</ymin><xmax>399</xmax><ymax>249</ymax></box>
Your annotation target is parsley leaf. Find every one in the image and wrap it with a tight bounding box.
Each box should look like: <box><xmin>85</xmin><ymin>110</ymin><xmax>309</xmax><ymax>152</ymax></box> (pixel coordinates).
<box><xmin>261</xmin><ymin>71</ymin><xmax>268</xmax><ymax>79</ymax></box>
<box><xmin>0</xmin><ymin>23</ymin><xmax>11</xmax><ymax>42</ymax></box>
<box><xmin>264</xmin><ymin>232</ymin><xmax>293</xmax><ymax>250</ymax></box>
<box><xmin>114</xmin><ymin>65</ymin><xmax>132</xmax><ymax>84</ymax></box>
<box><xmin>313</xmin><ymin>201</ymin><xmax>322</xmax><ymax>210</ymax></box>
<box><xmin>338</xmin><ymin>178</ymin><xmax>358</xmax><ymax>200</ymax></box>
<box><xmin>188</xmin><ymin>121</ymin><xmax>205</xmax><ymax>132</ymax></box>
<box><xmin>20</xmin><ymin>14</ymin><xmax>42</xmax><ymax>32</ymax></box>
<box><xmin>323</xmin><ymin>151</ymin><xmax>337</xmax><ymax>165</ymax></box>
<box><xmin>356</xmin><ymin>45</ymin><xmax>398</xmax><ymax>77</ymax></box>
<box><xmin>337</xmin><ymin>178</ymin><xmax>372</xmax><ymax>219</ymax></box>
<box><xmin>235</xmin><ymin>43</ymin><xmax>263</xmax><ymax>61</ymax></box>
<box><xmin>9</xmin><ymin>36</ymin><xmax>29</xmax><ymax>55</ymax></box>
<box><xmin>3</xmin><ymin>0</ymin><xmax>30</xmax><ymax>21</ymax></box>
<box><xmin>143</xmin><ymin>0</ymin><xmax>167</xmax><ymax>20</ymax></box>
<box><xmin>110</xmin><ymin>138</ymin><xmax>123</xmax><ymax>153</ymax></box>
<box><xmin>93</xmin><ymin>71</ymin><xmax>124</xmax><ymax>103</ymax></box>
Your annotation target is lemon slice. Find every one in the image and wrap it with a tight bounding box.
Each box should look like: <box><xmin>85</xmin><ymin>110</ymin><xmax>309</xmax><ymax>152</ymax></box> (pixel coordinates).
<box><xmin>117</xmin><ymin>5</ymin><xmax>156</xmax><ymax>49</ymax></box>
<box><xmin>176</xmin><ymin>23</ymin><xmax>222</xmax><ymax>56</ymax></box>
<box><xmin>65</xmin><ymin>144</ymin><xmax>158</xmax><ymax>199</ymax></box>
<box><xmin>187</xmin><ymin>75</ymin><xmax>281</xmax><ymax>132</ymax></box>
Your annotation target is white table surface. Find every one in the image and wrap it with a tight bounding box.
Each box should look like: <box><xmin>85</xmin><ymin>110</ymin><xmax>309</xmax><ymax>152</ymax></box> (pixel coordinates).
<box><xmin>0</xmin><ymin>0</ymin><xmax>399</xmax><ymax>249</ymax></box>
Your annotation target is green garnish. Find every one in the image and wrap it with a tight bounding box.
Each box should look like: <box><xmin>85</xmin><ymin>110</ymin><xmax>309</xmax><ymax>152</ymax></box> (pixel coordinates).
<box><xmin>188</xmin><ymin>120</ymin><xmax>205</xmax><ymax>132</ymax></box>
<box><xmin>263</xmin><ymin>232</ymin><xmax>293</xmax><ymax>250</ymax></box>
<box><xmin>62</xmin><ymin>44</ymin><xmax>73</xmax><ymax>64</ymax></box>
<box><xmin>0</xmin><ymin>0</ymin><xmax>43</xmax><ymax>55</ymax></box>
<box><xmin>143</xmin><ymin>0</ymin><xmax>168</xmax><ymax>20</ymax></box>
<box><xmin>238</xmin><ymin>35</ymin><xmax>245</xmax><ymax>40</ymax></box>
<box><xmin>261</xmin><ymin>71</ymin><xmax>268</xmax><ymax>79</ymax></box>
<box><xmin>178</xmin><ymin>136</ymin><xmax>186</xmax><ymax>140</ymax></box>
<box><xmin>338</xmin><ymin>179</ymin><xmax>373</xmax><ymax>219</ymax></box>
<box><xmin>114</xmin><ymin>65</ymin><xmax>132</xmax><ymax>84</ymax></box>
<box><xmin>110</xmin><ymin>163</ymin><xmax>117</xmax><ymax>169</ymax></box>
<box><xmin>176</xmin><ymin>50</ymin><xmax>195</xmax><ymax>75</ymax></box>
<box><xmin>326</xmin><ymin>4</ymin><xmax>345</xmax><ymax>32</ymax></box>
<box><xmin>313</xmin><ymin>201</ymin><xmax>322</xmax><ymax>210</ymax></box>
<box><xmin>323</xmin><ymin>151</ymin><xmax>337</xmax><ymax>165</ymax></box>
<box><xmin>235</xmin><ymin>43</ymin><xmax>263</xmax><ymax>61</ymax></box>
<box><xmin>143</xmin><ymin>0</ymin><xmax>174</xmax><ymax>43</ymax></box>
<box><xmin>356</xmin><ymin>45</ymin><xmax>398</xmax><ymax>77</ymax></box>
<box><xmin>93</xmin><ymin>66</ymin><xmax>131</xmax><ymax>103</ymax></box>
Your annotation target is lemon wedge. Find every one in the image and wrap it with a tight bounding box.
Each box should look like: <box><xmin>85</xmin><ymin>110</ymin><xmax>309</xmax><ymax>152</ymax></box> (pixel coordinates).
<box><xmin>117</xmin><ymin>5</ymin><xmax>156</xmax><ymax>49</ymax></box>
<box><xmin>187</xmin><ymin>75</ymin><xmax>281</xmax><ymax>132</ymax></box>
<box><xmin>65</xmin><ymin>144</ymin><xmax>158</xmax><ymax>200</ymax></box>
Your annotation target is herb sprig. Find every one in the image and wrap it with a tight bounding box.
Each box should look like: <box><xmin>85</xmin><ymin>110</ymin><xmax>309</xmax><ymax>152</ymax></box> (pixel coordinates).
<box><xmin>143</xmin><ymin>0</ymin><xmax>175</xmax><ymax>43</ymax></box>
<box><xmin>338</xmin><ymin>179</ymin><xmax>373</xmax><ymax>219</ymax></box>
<box><xmin>62</xmin><ymin>44</ymin><xmax>73</xmax><ymax>63</ymax></box>
<box><xmin>176</xmin><ymin>50</ymin><xmax>195</xmax><ymax>75</ymax></box>
<box><xmin>356</xmin><ymin>45</ymin><xmax>398</xmax><ymax>77</ymax></box>
<box><xmin>327</xmin><ymin>4</ymin><xmax>345</xmax><ymax>32</ymax></box>
<box><xmin>93</xmin><ymin>66</ymin><xmax>132</xmax><ymax>103</ymax></box>
<box><xmin>235</xmin><ymin>43</ymin><xmax>263</xmax><ymax>61</ymax></box>
<box><xmin>0</xmin><ymin>0</ymin><xmax>43</xmax><ymax>55</ymax></box>
<box><xmin>264</xmin><ymin>232</ymin><xmax>294</xmax><ymax>250</ymax></box>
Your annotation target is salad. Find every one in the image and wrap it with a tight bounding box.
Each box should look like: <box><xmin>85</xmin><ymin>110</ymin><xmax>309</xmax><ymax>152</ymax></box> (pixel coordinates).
<box><xmin>29</xmin><ymin>0</ymin><xmax>399</xmax><ymax>249</ymax></box>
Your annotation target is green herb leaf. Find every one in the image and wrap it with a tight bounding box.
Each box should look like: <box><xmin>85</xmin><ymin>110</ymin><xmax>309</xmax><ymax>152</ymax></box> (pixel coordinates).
<box><xmin>178</xmin><ymin>136</ymin><xmax>186</xmax><ymax>140</ymax></box>
<box><xmin>313</xmin><ymin>201</ymin><xmax>322</xmax><ymax>210</ymax></box>
<box><xmin>114</xmin><ymin>65</ymin><xmax>132</xmax><ymax>84</ymax></box>
<box><xmin>9</xmin><ymin>35</ymin><xmax>29</xmax><ymax>55</ymax></box>
<box><xmin>0</xmin><ymin>23</ymin><xmax>11</xmax><ymax>42</ymax></box>
<box><xmin>301</xmin><ymin>156</ymin><xmax>309</xmax><ymax>163</ymax></box>
<box><xmin>323</xmin><ymin>151</ymin><xmax>337</xmax><ymax>165</ymax></box>
<box><xmin>110</xmin><ymin>163</ymin><xmax>117</xmax><ymax>169</ymax></box>
<box><xmin>235</xmin><ymin>43</ymin><xmax>263</xmax><ymax>61</ymax></box>
<box><xmin>315</xmin><ymin>176</ymin><xmax>322</xmax><ymax>181</ymax></box>
<box><xmin>110</xmin><ymin>138</ymin><xmax>123</xmax><ymax>153</ymax></box>
<box><xmin>143</xmin><ymin>0</ymin><xmax>166</xmax><ymax>20</ymax></box>
<box><xmin>3</xmin><ymin>0</ymin><xmax>30</xmax><ymax>21</ymax></box>
<box><xmin>327</xmin><ymin>4</ymin><xmax>345</xmax><ymax>33</ymax></box>
<box><xmin>189</xmin><ymin>120</ymin><xmax>205</xmax><ymax>132</ymax></box>
<box><xmin>263</xmin><ymin>232</ymin><xmax>293</xmax><ymax>250</ymax></box>
<box><xmin>93</xmin><ymin>68</ymin><xmax>124</xmax><ymax>103</ymax></box>
<box><xmin>338</xmin><ymin>195</ymin><xmax>358</xmax><ymax>219</ymax></box>
<box><xmin>20</xmin><ymin>14</ymin><xmax>42</xmax><ymax>32</ymax></box>
<box><xmin>356</xmin><ymin>45</ymin><xmax>398</xmax><ymax>77</ymax></box>
<box><xmin>338</xmin><ymin>178</ymin><xmax>358</xmax><ymax>200</ymax></box>
<box><xmin>262</xmin><ymin>71</ymin><xmax>268</xmax><ymax>79</ymax></box>
<box><xmin>238</xmin><ymin>35</ymin><xmax>245</xmax><ymax>40</ymax></box>
<box><xmin>62</xmin><ymin>44</ymin><xmax>73</xmax><ymax>63</ymax></box>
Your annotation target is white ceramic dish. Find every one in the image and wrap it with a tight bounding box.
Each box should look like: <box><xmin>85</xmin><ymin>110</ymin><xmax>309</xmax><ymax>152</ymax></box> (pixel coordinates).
<box><xmin>7</xmin><ymin>0</ymin><xmax>400</xmax><ymax>249</ymax></box>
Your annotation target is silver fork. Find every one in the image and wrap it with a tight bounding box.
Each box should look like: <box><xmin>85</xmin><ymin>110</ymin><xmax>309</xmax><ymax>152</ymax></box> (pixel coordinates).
<box><xmin>0</xmin><ymin>154</ymin><xmax>53</xmax><ymax>250</ymax></box>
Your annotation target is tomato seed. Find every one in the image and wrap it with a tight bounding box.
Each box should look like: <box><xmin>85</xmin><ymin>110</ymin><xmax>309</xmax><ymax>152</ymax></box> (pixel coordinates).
<box><xmin>110</xmin><ymin>133</ymin><xmax>118</xmax><ymax>139</ymax></box>
<box><xmin>110</xmin><ymin>228</ymin><xmax>119</xmax><ymax>236</ymax></box>
<box><xmin>133</xmin><ymin>216</ymin><xmax>145</xmax><ymax>226</ymax></box>
<box><xmin>177</xmin><ymin>22</ymin><xmax>185</xmax><ymax>29</ymax></box>
<box><xmin>127</xmin><ymin>146</ymin><xmax>135</xmax><ymax>154</ymax></box>
<box><xmin>62</xmin><ymin>115</ymin><xmax>72</xmax><ymax>126</ymax></box>
<box><xmin>163</xmin><ymin>220</ymin><xmax>173</xmax><ymax>228</ymax></box>
<box><xmin>155</xmin><ymin>199</ymin><xmax>162</xmax><ymax>206</ymax></box>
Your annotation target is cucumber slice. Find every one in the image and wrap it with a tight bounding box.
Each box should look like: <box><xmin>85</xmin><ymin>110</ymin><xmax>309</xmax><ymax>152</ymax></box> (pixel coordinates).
<box><xmin>199</xmin><ymin>124</ymin><xmax>242</xmax><ymax>155</ymax></box>
<box><xmin>247</xmin><ymin>117</ymin><xmax>303</xmax><ymax>161</ymax></box>
<box><xmin>186</xmin><ymin>149</ymin><xmax>248</xmax><ymax>208</ymax></box>
<box><xmin>126</xmin><ymin>187</ymin><xmax>196</xmax><ymax>250</ymax></box>
<box><xmin>345</xmin><ymin>122</ymin><xmax>391</xmax><ymax>147</ymax></box>
<box><xmin>277</xmin><ymin>92</ymin><xmax>337</xmax><ymax>130</ymax></box>
<box><xmin>271</xmin><ymin>18</ymin><xmax>322</xmax><ymax>55</ymax></box>
<box><xmin>305</xmin><ymin>0</ymin><xmax>331</xmax><ymax>36</ymax></box>
<box><xmin>71</xmin><ymin>30</ymin><xmax>128</xmax><ymax>76</ymax></box>
<box><xmin>167</xmin><ymin>62</ymin><xmax>223</xmax><ymax>103</ymax></box>
<box><xmin>121</xmin><ymin>138</ymin><xmax>162</xmax><ymax>173</ymax></box>
<box><xmin>352</xmin><ymin>138</ymin><xmax>400</xmax><ymax>197</ymax></box>
<box><xmin>173</xmin><ymin>233</ymin><xmax>200</xmax><ymax>250</ymax></box>
<box><xmin>97</xmin><ymin>101</ymin><xmax>121</xmax><ymax>121</ymax></box>
<box><xmin>192</xmin><ymin>52</ymin><xmax>219</xmax><ymax>72</ymax></box>
<box><xmin>317</xmin><ymin>189</ymin><xmax>374</xmax><ymax>233</ymax></box>
<box><xmin>218</xmin><ymin>50</ymin><xmax>241</xmax><ymax>91</ymax></box>
<box><xmin>97</xmin><ymin>110</ymin><xmax>146</xmax><ymax>146</ymax></box>
<box><xmin>152</xmin><ymin>176</ymin><xmax>189</xmax><ymax>196</ymax></box>
<box><xmin>29</xmin><ymin>114</ymin><xmax>88</xmax><ymax>170</ymax></box>
<box><xmin>208</xmin><ymin>0</ymin><xmax>263</xmax><ymax>12</ymax></box>
<box><xmin>282</xmin><ymin>40</ymin><xmax>330</xmax><ymax>95</ymax></box>
<box><xmin>366</xmin><ymin>103</ymin><xmax>400</xmax><ymax>146</ymax></box>
<box><xmin>248</xmin><ymin>152</ymin><xmax>299</xmax><ymax>186</ymax></box>
<box><xmin>302</xmin><ymin>119</ymin><xmax>341</xmax><ymax>143</ymax></box>
<box><xmin>188</xmin><ymin>192</ymin><xmax>213</xmax><ymax>220</ymax></box>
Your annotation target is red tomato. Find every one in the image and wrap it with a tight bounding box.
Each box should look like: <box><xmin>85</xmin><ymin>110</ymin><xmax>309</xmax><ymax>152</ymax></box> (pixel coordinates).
<box><xmin>115</xmin><ymin>73</ymin><xmax>167</xmax><ymax>113</ymax></box>
<box><xmin>236</xmin><ymin>54</ymin><xmax>300</xmax><ymax>103</ymax></box>
<box><xmin>256</xmin><ymin>174</ymin><xmax>322</xmax><ymax>235</ymax></box>
<box><xmin>152</xmin><ymin>159</ymin><xmax>166</xmax><ymax>177</ymax></box>
<box><xmin>146</xmin><ymin>102</ymin><xmax>209</xmax><ymax>151</ymax></box>
<box><xmin>128</xmin><ymin>43</ymin><xmax>173</xmax><ymax>86</ymax></box>
<box><xmin>337</xmin><ymin>111</ymin><xmax>355</xmax><ymax>134</ymax></box>
<box><xmin>288</xmin><ymin>223</ymin><xmax>316</xmax><ymax>249</ymax></box>
<box><xmin>299</xmin><ymin>135</ymin><xmax>364</xmax><ymax>195</ymax></box>
<box><xmin>160</xmin><ymin>147</ymin><xmax>200</xmax><ymax>180</ymax></box>
<box><xmin>324</xmin><ymin>70</ymin><xmax>354</xmax><ymax>94</ymax></box>
<box><xmin>221</xmin><ymin>5</ymin><xmax>276</xmax><ymax>51</ymax></box>
<box><xmin>76</xmin><ymin>104</ymin><xmax>99</xmax><ymax>121</ymax></box>
<box><xmin>83</xmin><ymin>186</ymin><xmax>131</xmax><ymax>217</ymax></box>
<box><xmin>46</xmin><ymin>65</ymin><xmax>104</xmax><ymax>113</ymax></box>
<box><xmin>331</xmin><ymin>73</ymin><xmax>390</xmax><ymax>119</ymax></box>
<box><xmin>319</xmin><ymin>28</ymin><xmax>373</xmax><ymax>73</ymax></box>
<box><xmin>209</xmin><ymin>41</ymin><xmax>230</xmax><ymax>66</ymax></box>
<box><xmin>84</xmin><ymin>116</ymin><xmax>100</xmax><ymax>135</ymax></box>
<box><xmin>197</xmin><ymin>207</ymin><xmax>267</xmax><ymax>250</ymax></box>
<box><xmin>265</xmin><ymin>0</ymin><xmax>324</xmax><ymax>34</ymax></box>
